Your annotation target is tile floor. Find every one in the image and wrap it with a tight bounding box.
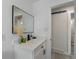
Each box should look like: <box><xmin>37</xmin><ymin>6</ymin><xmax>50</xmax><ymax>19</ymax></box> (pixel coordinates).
<box><xmin>51</xmin><ymin>53</ymin><xmax>72</xmax><ymax>59</ymax></box>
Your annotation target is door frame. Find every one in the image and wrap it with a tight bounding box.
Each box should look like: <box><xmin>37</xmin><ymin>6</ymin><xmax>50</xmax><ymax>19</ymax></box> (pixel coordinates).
<box><xmin>51</xmin><ymin>2</ymin><xmax>74</xmax><ymax>55</ymax></box>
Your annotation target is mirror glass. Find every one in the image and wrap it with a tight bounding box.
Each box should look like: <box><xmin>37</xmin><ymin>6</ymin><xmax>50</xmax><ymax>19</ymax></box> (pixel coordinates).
<box><xmin>12</xmin><ymin>5</ymin><xmax>34</xmax><ymax>34</ymax></box>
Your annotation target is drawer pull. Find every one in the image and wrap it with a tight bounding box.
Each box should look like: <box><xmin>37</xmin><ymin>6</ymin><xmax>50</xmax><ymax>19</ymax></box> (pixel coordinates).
<box><xmin>43</xmin><ymin>49</ymin><xmax>46</xmax><ymax>55</ymax></box>
<box><xmin>41</xmin><ymin>46</ymin><xmax>44</xmax><ymax>48</ymax></box>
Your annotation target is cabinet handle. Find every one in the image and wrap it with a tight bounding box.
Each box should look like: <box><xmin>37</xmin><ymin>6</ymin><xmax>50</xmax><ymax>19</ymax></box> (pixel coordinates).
<box><xmin>43</xmin><ymin>49</ymin><xmax>46</xmax><ymax>55</ymax></box>
<box><xmin>41</xmin><ymin>46</ymin><xmax>44</xmax><ymax>48</ymax></box>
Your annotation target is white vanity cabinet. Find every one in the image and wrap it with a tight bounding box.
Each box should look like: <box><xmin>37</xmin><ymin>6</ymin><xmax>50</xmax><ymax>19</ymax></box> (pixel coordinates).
<box><xmin>34</xmin><ymin>42</ymin><xmax>46</xmax><ymax>59</ymax></box>
<box><xmin>14</xmin><ymin>39</ymin><xmax>46</xmax><ymax>59</ymax></box>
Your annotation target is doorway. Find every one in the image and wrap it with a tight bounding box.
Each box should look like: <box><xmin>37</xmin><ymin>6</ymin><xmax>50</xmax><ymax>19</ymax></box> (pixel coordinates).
<box><xmin>51</xmin><ymin>4</ymin><xmax>75</xmax><ymax>59</ymax></box>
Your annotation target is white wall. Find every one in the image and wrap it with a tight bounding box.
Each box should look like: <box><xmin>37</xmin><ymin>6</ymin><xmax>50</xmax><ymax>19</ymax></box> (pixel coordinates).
<box><xmin>2</xmin><ymin>0</ymin><xmax>33</xmax><ymax>59</ymax></box>
<box><xmin>2</xmin><ymin>0</ymin><xmax>33</xmax><ymax>41</ymax></box>
<box><xmin>33</xmin><ymin>0</ymin><xmax>51</xmax><ymax>59</ymax></box>
<box><xmin>50</xmin><ymin>0</ymin><xmax>74</xmax><ymax>8</ymax></box>
<box><xmin>52</xmin><ymin>6</ymin><xmax>74</xmax><ymax>12</ymax></box>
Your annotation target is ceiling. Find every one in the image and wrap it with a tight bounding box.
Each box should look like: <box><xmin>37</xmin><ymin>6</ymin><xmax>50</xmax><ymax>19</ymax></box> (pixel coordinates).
<box><xmin>31</xmin><ymin>0</ymin><xmax>40</xmax><ymax>3</ymax></box>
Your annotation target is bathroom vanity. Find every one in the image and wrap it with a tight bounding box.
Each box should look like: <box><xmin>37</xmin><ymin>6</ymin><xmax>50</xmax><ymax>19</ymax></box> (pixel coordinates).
<box><xmin>14</xmin><ymin>39</ymin><xmax>46</xmax><ymax>59</ymax></box>
<box><xmin>12</xmin><ymin>5</ymin><xmax>46</xmax><ymax>59</ymax></box>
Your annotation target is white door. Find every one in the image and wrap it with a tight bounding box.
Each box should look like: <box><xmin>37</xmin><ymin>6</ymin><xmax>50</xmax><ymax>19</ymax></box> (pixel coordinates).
<box><xmin>52</xmin><ymin>11</ymin><xmax>71</xmax><ymax>55</ymax></box>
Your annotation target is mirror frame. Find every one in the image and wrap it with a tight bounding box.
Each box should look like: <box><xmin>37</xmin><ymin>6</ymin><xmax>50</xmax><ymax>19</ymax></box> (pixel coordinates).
<box><xmin>12</xmin><ymin>5</ymin><xmax>34</xmax><ymax>34</ymax></box>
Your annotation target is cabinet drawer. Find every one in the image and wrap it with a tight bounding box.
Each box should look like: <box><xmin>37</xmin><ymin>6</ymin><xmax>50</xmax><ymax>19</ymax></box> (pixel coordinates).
<box><xmin>34</xmin><ymin>41</ymin><xmax>46</xmax><ymax>55</ymax></box>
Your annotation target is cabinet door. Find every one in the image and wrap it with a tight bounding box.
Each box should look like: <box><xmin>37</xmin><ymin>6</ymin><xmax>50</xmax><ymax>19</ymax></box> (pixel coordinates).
<box><xmin>34</xmin><ymin>49</ymin><xmax>46</xmax><ymax>59</ymax></box>
<box><xmin>14</xmin><ymin>46</ymin><xmax>32</xmax><ymax>59</ymax></box>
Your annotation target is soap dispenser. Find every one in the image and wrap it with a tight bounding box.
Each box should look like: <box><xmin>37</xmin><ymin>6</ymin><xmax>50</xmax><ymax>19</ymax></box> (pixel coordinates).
<box><xmin>27</xmin><ymin>34</ymin><xmax>31</xmax><ymax>41</ymax></box>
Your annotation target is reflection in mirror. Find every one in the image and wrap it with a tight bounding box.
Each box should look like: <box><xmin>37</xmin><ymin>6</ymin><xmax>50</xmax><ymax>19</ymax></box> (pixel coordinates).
<box><xmin>12</xmin><ymin>5</ymin><xmax>34</xmax><ymax>34</ymax></box>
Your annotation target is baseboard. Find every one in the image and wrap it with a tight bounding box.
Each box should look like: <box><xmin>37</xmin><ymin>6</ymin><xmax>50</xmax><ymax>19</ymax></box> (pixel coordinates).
<box><xmin>52</xmin><ymin>48</ymin><xmax>71</xmax><ymax>55</ymax></box>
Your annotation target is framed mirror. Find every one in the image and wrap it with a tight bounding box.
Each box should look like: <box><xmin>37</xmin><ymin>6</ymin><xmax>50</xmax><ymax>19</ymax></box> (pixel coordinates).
<box><xmin>12</xmin><ymin>5</ymin><xmax>34</xmax><ymax>34</ymax></box>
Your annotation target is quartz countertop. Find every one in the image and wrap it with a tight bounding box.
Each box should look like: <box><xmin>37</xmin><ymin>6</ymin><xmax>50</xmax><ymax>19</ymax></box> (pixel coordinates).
<box><xmin>14</xmin><ymin>38</ymin><xmax>46</xmax><ymax>51</ymax></box>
